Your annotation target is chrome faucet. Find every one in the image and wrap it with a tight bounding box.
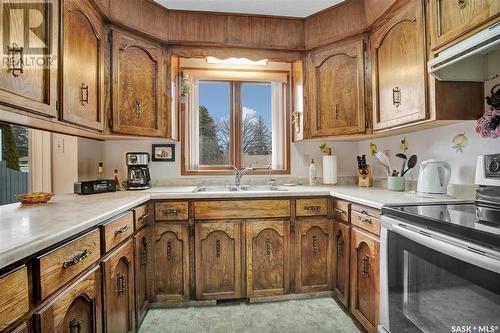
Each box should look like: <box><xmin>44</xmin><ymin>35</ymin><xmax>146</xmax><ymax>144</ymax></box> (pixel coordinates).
<box><xmin>267</xmin><ymin>164</ymin><xmax>277</xmax><ymax>186</ymax></box>
<box><xmin>233</xmin><ymin>164</ymin><xmax>255</xmax><ymax>188</ymax></box>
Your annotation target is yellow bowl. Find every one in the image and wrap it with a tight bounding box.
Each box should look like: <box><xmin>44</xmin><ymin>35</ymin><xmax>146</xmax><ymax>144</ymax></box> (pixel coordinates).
<box><xmin>16</xmin><ymin>192</ymin><xmax>54</xmax><ymax>205</ymax></box>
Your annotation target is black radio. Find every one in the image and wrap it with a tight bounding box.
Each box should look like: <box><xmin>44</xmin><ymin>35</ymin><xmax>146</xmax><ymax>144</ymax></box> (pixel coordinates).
<box><xmin>74</xmin><ymin>180</ymin><xmax>116</xmax><ymax>195</ymax></box>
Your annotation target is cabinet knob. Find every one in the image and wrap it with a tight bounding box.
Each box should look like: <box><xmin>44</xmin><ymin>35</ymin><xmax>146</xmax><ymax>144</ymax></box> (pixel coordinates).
<box><xmin>457</xmin><ymin>0</ymin><xmax>467</xmax><ymax>9</ymax></box>
<box><xmin>7</xmin><ymin>43</ymin><xmax>24</xmax><ymax>77</ymax></box>
<box><xmin>80</xmin><ymin>83</ymin><xmax>89</xmax><ymax>106</ymax></box>
<box><xmin>63</xmin><ymin>249</ymin><xmax>92</xmax><ymax>269</ymax></box>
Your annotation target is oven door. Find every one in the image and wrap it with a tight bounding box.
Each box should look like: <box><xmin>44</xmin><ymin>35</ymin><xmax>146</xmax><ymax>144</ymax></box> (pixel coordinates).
<box><xmin>380</xmin><ymin>216</ymin><xmax>500</xmax><ymax>333</ymax></box>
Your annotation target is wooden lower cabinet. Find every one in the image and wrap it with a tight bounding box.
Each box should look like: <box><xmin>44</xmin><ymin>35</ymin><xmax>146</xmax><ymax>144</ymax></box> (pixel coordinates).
<box><xmin>246</xmin><ymin>220</ymin><xmax>290</xmax><ymax>298</ymax></box>
<box><xmin>195</xmin><ymin>221</ymin><xmax>242</xmax><ymax>300</ymax></box>
<box><xmin>36</xmin><ymin>266</ymin><xmax>102</xmax><ymax>333</ymax></box>
<box><xmin>134</xmin><ymin>227</ymin><xmax>150</xmax><ymax>327</ymax></box>
<box><xmin>102</xmin><ymin>238</ymin><xmax>135</xmax><ymax>333</ymax></box>
<box><xmin>294</xmin><ymin>219</ymin><xmax>333</xmax><ymax>293</ymax></box>
<box><xmin>332</xmin><ymin>220</ymin><xmax>350</xmax><ymax>307</ymax></box>
<box><xmin>154</xmin><ymin>223</ymin><xmax>190</xmax><ymax>302</ymax></box>
<box><xmin>350</xmin><ymin>227</ymin><xmax>380</xmax><ymax>333</ymax></box>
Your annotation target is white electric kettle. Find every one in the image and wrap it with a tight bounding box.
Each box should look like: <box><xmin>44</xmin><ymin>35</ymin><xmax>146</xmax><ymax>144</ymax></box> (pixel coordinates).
<box><xmin>416</xmin><ymin>160</ymin><xmax>451</xmax><ymax>194</ymax></box>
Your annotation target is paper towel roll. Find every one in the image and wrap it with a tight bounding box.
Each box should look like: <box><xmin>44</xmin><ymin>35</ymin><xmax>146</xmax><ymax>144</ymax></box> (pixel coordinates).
<box><xmin>323</xmin><ymin>155</ymin><xmax>337</xmax><ymax>184</ymax></box>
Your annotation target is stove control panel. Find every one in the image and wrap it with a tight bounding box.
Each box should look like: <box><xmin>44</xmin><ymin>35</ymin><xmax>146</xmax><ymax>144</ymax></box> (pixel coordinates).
<box><xmin>485</xmin><ymin>154</ymin><xmax>500</xmax><ymax>178</ymax></box>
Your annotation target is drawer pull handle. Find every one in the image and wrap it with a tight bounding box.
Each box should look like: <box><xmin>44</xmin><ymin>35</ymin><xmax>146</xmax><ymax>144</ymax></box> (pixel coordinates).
<box><xmin>167</xmin><ymin>240</ymin><xmax>172</xmax><ymax>260</ymax></box>
<box><xmin>362</xmin><ymin>255</ymin><xmax>370</xmax><ymax>277</ymax></box>
<box><xmin>265</xmin><ymin>238</ymin><xmax>271</xmax><ymax>257</ymax></box>
<box><xmin>304</xmin><ymin>205</ymin><xmax>321</xmax><ymax>211</ymax></box>
<box><xmin>135</xmin><ymin>99</ymin><xmax>142</xmax><ymax>118</ymax></box>
<box><xmin>7</xmin><ymin>44</ymin><xmax>24</xmax><ymax>77</ymax></box>
<box><xmin>337</xmin><ymin>238</ymin><xmax>344</xmax><ymax>257</ymax></box>
<box><xmin>162</xmin><ymin>208</ymin><xmax>180</xmax><ymax>215</ymax></box>
<box><xmin>116</xmin><ymin>272</ymin><xmax>126</xmax><ymax>294</ymax></box>
<box><xmin>312</xmin><ymin>235</ymin><xmax>318</xmax><ymax>255</ymax></box>
<box><xmin>356</xmin><ymin>214</ymin><xmax>372</xmax><ymax>224</ymax></box>
<box><xmin>334</xmin><ymin>103</ymin><xmax>341</xmax><ymax>120</ymax></box>
<box><xmin>392</xmin><ymin>86</ymin><xmax>401</xmax><ymax>107</ymax></box>
<box><xmin>69</xmin><ymin>318</ymin><xmax>81</xmax><ymax>333</ymax></box>
<box><xmin>114</xmin><ymin>224</ymin><xmax>130</xmax><ymax>235</ymax></box>
<box><xmin>80</xmin><ymin>83</ymin><xmax>89</xmax><ymax>106</ymax></box>
<box><xmin>216</xmin><ymin>240</ymin><xmax>221</xmax><ymax>258</ymax></box>
<box><xmin>138</xmin><ymin>212</ymin><xmax>149</xmax><ymax>221</ymax></box>
<box><xmin>63</xmin><ymin>249</ymin><xmax>92</xmax><ymax>269</ymax></box>
<box><xmin>334</xmin><ymin>208</ymin><xmax>346</xmax><ymax>215</ymax></box>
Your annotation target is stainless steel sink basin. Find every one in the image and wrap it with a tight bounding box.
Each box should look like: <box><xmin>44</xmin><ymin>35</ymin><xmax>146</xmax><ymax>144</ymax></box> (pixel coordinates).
<box><xmin>192</xmin><ymin>185</ymin><xmax>288</xmax><ymax>193</ymax></box>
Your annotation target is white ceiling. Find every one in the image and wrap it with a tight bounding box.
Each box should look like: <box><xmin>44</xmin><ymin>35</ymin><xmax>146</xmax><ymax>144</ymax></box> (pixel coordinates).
<box><xmin>155</xmin><ymin>0</ymin><xmax>344</xmax><ymax>18</ymax></box>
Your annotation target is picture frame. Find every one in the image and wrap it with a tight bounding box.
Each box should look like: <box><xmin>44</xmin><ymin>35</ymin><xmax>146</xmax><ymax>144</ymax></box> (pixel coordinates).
<box><xmin>152</xmin><ymin>144</ymin><xmax>175</xmax><ymax>162</ymax></box>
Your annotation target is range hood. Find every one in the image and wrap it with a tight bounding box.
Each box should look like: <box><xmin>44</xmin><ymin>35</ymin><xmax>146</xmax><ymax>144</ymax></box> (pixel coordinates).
<box><xmin>428</xmin><ymin>22</ymin><xmax>500</xmax><ymax>82</ymax></box>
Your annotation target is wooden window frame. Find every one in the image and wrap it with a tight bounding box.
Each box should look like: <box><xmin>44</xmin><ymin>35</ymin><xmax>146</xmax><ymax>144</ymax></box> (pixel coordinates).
<box><xmin>181</xmin><ymin>75</ymin><xmax>291</xmax><ymax>176</ymax></box>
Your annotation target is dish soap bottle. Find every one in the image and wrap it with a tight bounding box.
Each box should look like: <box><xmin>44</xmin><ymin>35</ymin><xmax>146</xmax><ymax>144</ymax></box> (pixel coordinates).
<box><xmin>309</xmin><ymin>159</ymin><xmax>317</xmax><ymax>185</ymax></box>
<box><xmin>97</xmin><ymin>162</ymin><xmax>104</xmax><ymax>180</ymax></box>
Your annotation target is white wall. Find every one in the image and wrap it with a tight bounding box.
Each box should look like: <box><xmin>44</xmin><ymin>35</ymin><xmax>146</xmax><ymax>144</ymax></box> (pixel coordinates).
<box><xmin>78</xmin><ymin>137</ymin><xmax>104</xmax><ymax>180</ymax></box>
<box><xmin>51</xmin><ymin>134</ymin><xmax>78</xmax><ymax>193</ymax></box>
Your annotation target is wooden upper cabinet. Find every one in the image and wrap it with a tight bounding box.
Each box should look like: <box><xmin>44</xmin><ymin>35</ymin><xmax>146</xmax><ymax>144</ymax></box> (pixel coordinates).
<box><xmin>102</xmin><ymin>238</ymin><xmax>135</xmax><ymax>333</ymax></box>
<box><xmin>0</xmin><ymin>1</ymin><xmax>57</xmax><ymax>117</ymax></box>
<box><xmin>195</xmin><ymin>221</ymin><xmax>242</xmax><ymax>300</ymax></box>
<box><xmin>60</xmin><ymin>0</ymin><xmax>104</xmax><ymax>131</ymax></box>
<box><xmin>332</xmin><ymin>220</ymin><xmax>350</xmax><ymax>308</ymax></box>
<box><xmin>246</xmin><ymin>220</ymin><xmax>290</xmax><ymax>298</ymax></box>
<box><xmin>36</xmin><ymin>266</ymin><xmax>102</xmax><ymax>333</ymax></box>
<box><xmin>154</xmin><ymin>224</ymin><xmax>190</xmax><ymax>302</ymax></box>
<box><xmin>350</xmin><ymin>227</ymin><xmax>380</xmax><ymax>333</ymax></box>
<box><xmin>371</xmin><ymin>0</ymin><xmax>428</xmax><ymax>131</ymax></box>
<box><xmin>111</xmin><ymin>29</ymin><xmax>167</xmax><ymax>137</ymax></box>
<box><xmin>294</xmin><ymin>219</ymin><xmax>333</xmax><ymax>293</ymax></box>
<box><xmin>429</xmin><ymin>0</ymin><xmax>500</xmax><ymax>51</ymax></box>
<box><xmin>308</xmin><ymin>38</ymin><xmax>366</xmax><ymax>137</ymax></box>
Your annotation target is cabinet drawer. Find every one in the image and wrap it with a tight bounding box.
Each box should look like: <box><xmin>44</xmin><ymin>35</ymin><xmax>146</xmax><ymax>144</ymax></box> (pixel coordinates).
<box><xmin>155</xmin><ymin>201</ymin><xmax>189</xmax><ymax>221</ymax></box>
<box><xmin>333</xmin><ymin>199</ymin><xmax>349</xmax><ymax>223</ymax></box>
<box><xmin>0</xmin><ymin>266</ymin><xmax>29</xmax><ymax>331</ymax></box>
<box><xmin>39</xmin><ymin>229</ymin><xmax>100</xmax><ymax>300</ymax></box>
<box><xmin>194</xmin><ymin>200</ymin><xmax>290</xmax><ymax>220</ymax></box>
<box><xmin>134</xmin><ymin>204</ymin><xmax>150</xmax><ymax>230</ymax></box>
<box><xmin>102</xmin><ymin>211</ymin><xmax>134</xmax><ymax>253</ymax></box>
<box><xmin>351</xmin><ymin>204</ymin><xmax>381</xmax><ymax>236</ymax></box>
<box><xmin>296</xmin><ymin>198</ymin><xmax>328</xmax><ymax>217</ymax></box>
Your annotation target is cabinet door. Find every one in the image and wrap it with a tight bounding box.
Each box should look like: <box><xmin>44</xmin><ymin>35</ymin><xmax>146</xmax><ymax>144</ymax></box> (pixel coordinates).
<box><xmin>429</xmin><ymin>0</ymin><xmax>499</xmax><ymax>51</ymax></box>
<box><xmin>333</xmin><ymin>220</ymin><xmax>350</xmax><ymax>307</ymax></box>
<box><xmin>111</xmin><ymin>29</ymin><xmax>167</xmax><ymax>137</ymax></box>
<box><xmin>294</xmin><ymin>219</ymin><xmax>333</xmax><ymax>293</ymax></box>
<box><xmin>102</xmin><ymin>238</ymin><xmax>135</xmax><ymax>333</ymax></box>
<box><xmin>0</xmin><ymin>1</ymin><xmax>57</xmax><ymax>117</ymax></box>
<box><xmin>309</xmin><ymin>38</ymin><xmax>366</xmax><ymax>137</ymax></box>
<box><xmin>350</xmin><ymin>227</ymin><xmax>380</xmax><ymax>333</ymax></box>
<box><xmin>61</xmin><ymin>0</ymin><xmax>104</xmax><ymax>131</ymax></box>
<box><xmin>154</xmin><ymin>224</ymin><xmax>190</xmax><ymax>302</ymax></box>
<box><xmin>134</xmin><ymin>227</ymin><xmax>150</xmax><ymax>326</ymax></box>
<box><xmin>36</xmin><ymin>266</ymin><xmax>102</xmax><ymax>333</ymax></box>
<box><xmin>246</xmin><ymin>220</ymin><xmax>290</xmax><ymax>298</ymax></box>
<box><xmin>371</xmin><ymin>0</ymin><xmax>427</xmax><ymax>131</ymax></box>
<box><xmin>195</xmin><ymin>221</ymin><xmax>241</xmax><ymax>300</ymax></box>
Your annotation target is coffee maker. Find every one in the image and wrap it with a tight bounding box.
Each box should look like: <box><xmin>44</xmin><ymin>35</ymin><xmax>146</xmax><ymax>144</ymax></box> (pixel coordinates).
<box><xmin>124</xmin><ymin>152</ymin><xmax>151</xmax><ymax>190</ymax></box>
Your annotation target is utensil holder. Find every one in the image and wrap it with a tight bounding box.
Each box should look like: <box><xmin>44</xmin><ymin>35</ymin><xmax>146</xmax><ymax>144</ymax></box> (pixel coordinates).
<box><xmin>387</xmin><ymin>176</ymin><xmax>405</xmax><ymax>191</ymax></box>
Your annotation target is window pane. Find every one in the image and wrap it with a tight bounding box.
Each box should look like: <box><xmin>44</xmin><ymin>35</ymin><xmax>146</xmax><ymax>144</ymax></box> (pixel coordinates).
<box><xmin>198</xmin><ymin>81</ymin><xmax>231</xmax><ymax>166</ymax></box>
<box><xmin>241</xmin><ymin>82</ymin><xmax>272</xmax><ymax>167</ymax></box>
<box><xmin>0</xmin><ymin>124</ymin><xmax>30</xmax><ymax>205</ymax></box>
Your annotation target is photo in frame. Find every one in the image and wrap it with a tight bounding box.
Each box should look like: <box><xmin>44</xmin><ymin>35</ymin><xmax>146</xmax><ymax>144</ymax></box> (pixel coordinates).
<box><xmin>152</xmin><ymin>144</ymin><xmax>175</xmax><ymax>162</ymax></box>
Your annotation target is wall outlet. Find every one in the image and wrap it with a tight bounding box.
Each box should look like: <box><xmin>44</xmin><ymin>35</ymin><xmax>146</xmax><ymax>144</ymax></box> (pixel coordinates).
<box><xmin>55</xmin><ymin>138</ymin><xmax>64</xmax><ymax>153</ymax></box>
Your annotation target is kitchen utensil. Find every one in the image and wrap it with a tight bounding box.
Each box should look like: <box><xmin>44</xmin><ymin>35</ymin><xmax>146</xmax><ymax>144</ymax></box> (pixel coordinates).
<box><xmin>401</xmin><ymin>155</ymin><xmax>417</xmax><ymax>176</ymax></box>
<box><xmin>396</xmin><ymin>153</ymin><xmax>407</xmax><ymax>175</ymax></box>
<box><xmin>375</xmin><ymin>151</ymin><xmax>392</xmax><ymax>176</ymax></box>
<box><xmin>416</xmin><ymin>160</ymin><xmax>451</xmax><ymax>194</ymax></box>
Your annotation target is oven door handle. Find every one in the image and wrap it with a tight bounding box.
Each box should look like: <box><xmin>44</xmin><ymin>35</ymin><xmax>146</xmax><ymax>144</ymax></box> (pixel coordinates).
<box><xmin>383</xmin><ymin>216</ymin><xmax>500</xmax><ymax>274</ymax></box>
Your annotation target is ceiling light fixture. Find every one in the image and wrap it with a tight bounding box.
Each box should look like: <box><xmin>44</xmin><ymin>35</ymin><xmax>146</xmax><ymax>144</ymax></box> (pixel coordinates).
<box><xmin>206</xmin><ymin>56</ymin><xmax>268</xmax><ymax>66</ymax></box>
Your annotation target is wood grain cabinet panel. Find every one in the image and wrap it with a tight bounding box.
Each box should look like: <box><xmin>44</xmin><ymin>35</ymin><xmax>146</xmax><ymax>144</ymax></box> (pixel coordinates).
<box><xmin>134</xmin><ymin>227</ymin><xmax>150</xmax><ymax>327</ymax></box>
<box><xmin>194</xmin><ymin>200</ymin><xmax>290</xmax><ymax>220</ymax></box>
<box><xmin>155</xmin><ymin>201</ymin><xmax>189</xmax><ymax>221</ymax></box>
<box><xmin>294</xmin><ymin>219</ymin><xmax>333</xmax><ymax>293</ymax></box>
<box><xmin>296</xmin><ymin>198</ymin><xmax>328</xmax><ymax>217</ymax></box>
<box><xmin>332</xmin><ymin>220</ymin><xmax>350</xmax><ymax>307</ymax></box>
<box><xmin>110</xmin><ymin>29</ymin><xmax>167</xmax><ymax>137</ymax></box>
<box><xmin>351</xmin><ymin>205</ymin><xmax>381</xmax><ymax>236</ymax></box>
<box><xmin>371</xmin><ymin>0</ymin><xmax>428</xmax><ymax>131</ymax></box>
<box><xmin>350</xmin><ymin>227</ymin><xmax>380</xmax><ymax>333</ymax></box>
<box><xmin>60</xmin><ymin>0</ymin><xmax>104</xmax><ymax>131</ymax></box>
<box><xmin>429</xmin><ymin>0</ymin><xmax>500</xmax><ymax>51</ymax></box>
<box><xmin>36</xmin><ymin>266</ymin><xmax>102</xmax><ymax>333</ymax></box>
<box><xmin>246</xmin><ymin>220</ymin><xmax>290</xmax><ymax>298</ymax></box>
<box><xmin>0</xmin><ymin>266</ymin><xmax>29</xmax><ymax>331</ymax></box>
<box><xmin>134</xmin><ymin>204</ymin><xmax>151</xmax><ymax>230</ymax></box>
<box><xmin>154</xmin><ymin>224</ymin><xmax>190</xmax><ymax>302</ymax></box>
<box><xmin>102</xmin><ymin>238</ymin><xmax>135</xmax><ymax>333</ymax></box>
<box><xmin>38</xmin><ymin>229</ymin><xmax>101</xmax><ymax>300</ymax></box>
<box><xmin>102</xmin><ymin>211</ymin><xmax>134</xmax><ymax>253</ymax></box>
<box><xmin>308</xmin><ymin>38</ymin><xmax>366</xmax><ymax>137</ymax></box>
<box><xmin>195</xmin><ymin>221</ymin><xmax>242</xmax><ymax>300</ymax></box>
<box><xmin>333</xmin><ymin>199</ymin><xmax>349</xmax><ymax>223</ymax></box>
<box><xmin>0</xmin><ymin>1</ymin><xmax>58</xmax><ymax>117</ymax></box>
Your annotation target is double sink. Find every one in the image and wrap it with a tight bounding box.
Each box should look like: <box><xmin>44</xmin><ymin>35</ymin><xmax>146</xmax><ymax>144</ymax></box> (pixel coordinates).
<box><xmin>193</xmin><ymin>185</ymin><xmax>288</xmax><ymax>193</ymax></box>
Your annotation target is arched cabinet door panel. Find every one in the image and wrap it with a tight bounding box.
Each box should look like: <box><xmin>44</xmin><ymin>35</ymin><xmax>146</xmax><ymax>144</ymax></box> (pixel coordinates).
<box><xmin>195</xmin><ymin>221</ymin><xmax>241</xmax><ymax>300</ymax></box>
<box><xmin>36</xmin><ymin>266</ymin><xmax>102</xmax><ymax>333</ymax></box>
<box><xmin>332</xmin><ymin>220</ymin><xmax>350</xmax><ymax>307</ymax></box>
<box><xmin>350</xmin><ymin>227</ymin><xmax>380</xmax><ymax>333</ymax></box>
<box><xmin>246</xmin><ymin>220</ymin><xmax>290</xmax><ymax>298</ymax></box>
<box><xmin>61</xmin><ymin>0</ymin><xmax>104</xmax><ymax>131</ymax></box>
<box><xmin>134</xmin><ymin>226</ymin><xmax>151</xmax><ymax>327</ymax></box>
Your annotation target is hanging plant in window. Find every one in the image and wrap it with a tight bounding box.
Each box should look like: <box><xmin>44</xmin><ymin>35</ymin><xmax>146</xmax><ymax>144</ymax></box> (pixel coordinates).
<box><xmin>476</xmin><ymin>84</ymin><xmax>500</xmax><ymax>138</ymax></box>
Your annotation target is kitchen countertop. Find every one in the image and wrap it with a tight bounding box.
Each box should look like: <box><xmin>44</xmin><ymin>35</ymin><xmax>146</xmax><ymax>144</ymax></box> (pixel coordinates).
<box><xmin>0</xmin><ymin>185</ymin><xmax>473</xmax><ymax>270</ymax></box>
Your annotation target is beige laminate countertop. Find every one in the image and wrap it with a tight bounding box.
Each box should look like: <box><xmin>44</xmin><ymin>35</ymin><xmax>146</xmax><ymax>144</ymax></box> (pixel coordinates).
<box><xmin>0</xmin><ymin>185</ymin><xmax>473</xmax><ymax>270</ymax></box>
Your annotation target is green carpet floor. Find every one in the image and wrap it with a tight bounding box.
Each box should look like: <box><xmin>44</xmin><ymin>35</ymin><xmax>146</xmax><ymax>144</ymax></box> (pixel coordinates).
<box><xmin>139</xmin><ymin>297</ymin><xmax>364</xmax><ymax>333</ymax></box>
